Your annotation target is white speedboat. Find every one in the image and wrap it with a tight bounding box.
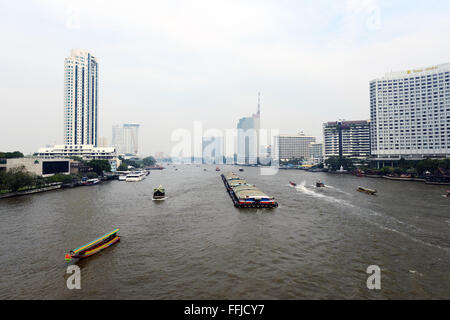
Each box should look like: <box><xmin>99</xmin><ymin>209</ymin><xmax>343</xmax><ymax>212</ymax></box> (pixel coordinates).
<box><xmin>125</xmin><ymin>171</ymin><xmax>147</xmax><ymax>182</ymax></box>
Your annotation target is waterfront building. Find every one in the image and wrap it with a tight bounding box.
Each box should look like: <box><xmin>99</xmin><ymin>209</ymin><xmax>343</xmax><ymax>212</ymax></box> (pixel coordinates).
<box><xmin>323</xmin><ymin>120</ymin><xmax>370</xmax><ymax>159</ymax></box>
<box><xmin>0</xmin><ymin>158</ymin><xmax>70</xmax><ymax>177</ymax></box>
<box><xmin>310</xmin><ymin>142</ymin><xmax>324</xmax><ymax>164</ymax></box>
<box><xmin>370</xmin><ymin>63</ymin><xmax>450</xmax><ymax>163</ymax></box>
<box><xmin>276</xmin><ymin>133</ymin><xmax>316</xmax><ymax>162</ymax></box>
<box><xmin>202</xmin><ymin>136</ymin><xmax>224</xmax><ymax>164</ymax></box>
<box><xmin>112</xmin><ymin>123</ymin><xmax>140</xmax><ymax>156</ymax></box>
<box><xmin>36</xmin><ymin>144</ymin><xmax>120</xmax><ymax>171</ymax></box>
<box><xmin>237</xmin><ymin>93</ymin><xmax>261</xmax><ymax>165</ymax></box>
<box><xmin>63</xmin><ymin>49</ymin><xmax>99</xmax><ymax>146</ymax></box>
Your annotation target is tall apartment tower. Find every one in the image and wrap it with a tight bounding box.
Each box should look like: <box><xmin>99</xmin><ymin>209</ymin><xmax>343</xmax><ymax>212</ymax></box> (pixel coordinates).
<box><xmin>323</xmin><ymin>120</ymin><xmax>371</xmax><ymax>159</ymax></box>
<box><xmin>63</xmin><ymin>49</ymin><xmax>98</xmax><ymax>146</ymax></box>
<box><xmin>370</xmin><ymin>63</ymin><xmax>450</xmax><ymax>160</ymax></box>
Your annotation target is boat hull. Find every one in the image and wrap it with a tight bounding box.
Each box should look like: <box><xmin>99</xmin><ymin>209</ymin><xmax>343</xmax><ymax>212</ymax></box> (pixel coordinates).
<box><xmin>70</xmin><ymin>236</ymin><xmax>120</xmax><ymax>260</ymax></box>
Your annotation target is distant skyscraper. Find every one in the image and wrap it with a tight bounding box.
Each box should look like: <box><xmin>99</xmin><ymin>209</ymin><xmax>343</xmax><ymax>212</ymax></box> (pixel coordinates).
<box><xmin>237</xmin><ymin>93</ymin><xmax>261</xmax><ymax>164</ymax></box>
<box><xmin>97</xmin><ymin>136</ymin><xmax>109</xmax><ymax>147</ymax></box>
<box><xmin>112</xmin><ymin>124</ymin><xmax>140</xmax><ymax>155</ymax></box>
<box><xmin>63</xmin><ymin>49</ymin><xmax>98</xmax><ymax>146</ymax></box>
<box><xmin>202</xmin><ymin>136</ymin><xmax>224</xmax><ymax>164</ymax></box>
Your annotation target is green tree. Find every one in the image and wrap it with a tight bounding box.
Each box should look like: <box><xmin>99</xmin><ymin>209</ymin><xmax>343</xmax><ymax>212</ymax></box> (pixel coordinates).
<box><xmin>0</xmin><ymin>166</ymin><xmax>35</xmax><ymax>192</ymax></box>
<box><xmin>325</xmin><ymin>156</ymin><xmax>355</xmax><ymax>171</ymax></box>
<box><xmin>118</xmin><ymin>162</ymin><xmax>129</xmax><ymax>171</ymax></box>
<box><xmin>142</xmin><ymin>156</ymin><xmax>156</xmax><ymax>166</ymax></box>
<box><xmin>0</xmin><ymin>151</ymin><xmax>24</xmax><ymax>159</ymax></box>
<box><xmin>86</xmin><ymin>160</ymin><xmax>111</xmax><ymax>176</ymax></box>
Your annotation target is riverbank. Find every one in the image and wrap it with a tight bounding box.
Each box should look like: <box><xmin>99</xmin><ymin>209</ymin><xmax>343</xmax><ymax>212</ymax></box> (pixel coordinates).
<box><xmin>0</xmin><ymin>175</ymin><xmax>118</xmax><ymax>199</ymax></box>
<box><xmin>0</xmin><ymin>183</ymin><xmax>63</xmax><ymax>199</ymax></box>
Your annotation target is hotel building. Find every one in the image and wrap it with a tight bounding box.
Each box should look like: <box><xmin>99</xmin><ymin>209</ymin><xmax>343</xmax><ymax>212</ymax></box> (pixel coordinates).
<box><xmin>370</xmin><ymin>63</ymin><xmax>450</xmax><ymax>161</ymax></box>
<box><xmin>276</xmin><ymin>134</ymin><xmax>316</xmax><ymax>162</ymax></box>
<box><xmin>63</xmin><ymin>49</ymin><xmax>99</xmax><ymax>146</ymax></box>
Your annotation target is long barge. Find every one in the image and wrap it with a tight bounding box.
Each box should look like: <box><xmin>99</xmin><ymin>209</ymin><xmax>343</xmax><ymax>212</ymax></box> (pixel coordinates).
<box><xmin>221</xmin><ymin>172</ymin><xmax>278</xmax><ymax>208</ymax></box>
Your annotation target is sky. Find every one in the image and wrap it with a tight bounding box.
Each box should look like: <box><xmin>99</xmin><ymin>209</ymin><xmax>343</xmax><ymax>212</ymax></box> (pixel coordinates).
<box><xmin>1</xmin><ymin>0</ymin><xmax>450</xmax><ymax>156</ymax></box>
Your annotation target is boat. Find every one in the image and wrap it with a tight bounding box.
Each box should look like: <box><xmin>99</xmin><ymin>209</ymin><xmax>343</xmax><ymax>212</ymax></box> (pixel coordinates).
<box><xmin>152</xmin><ymin>185</ymin><xmax>167</xmax><ymax>200</ymax></box>
<box><xmin>65</xmin><ymin>229</ymin><xmax>120</xmax><ymax>262</ymax></box>
<box><xmin>118</xmin><ymin>174</ymin><xmax>127</xmax><ymax>181</ymax></box>
<box><xmin>216</xmin><ymin>167</ymin><xmax>220</xmax><ymax>171</ymax></box>
<box><xmin>125</xmin><ymin>171</ymin><xmax>146</xmax><ymax>182</ymax></box>
<box><xmin>289</xmin><ymin>181</ymin><xmax>297</xmax><ymax>187</ymax></box>
<box><xmin>316</xmin><ymin>181</ymin><xmax>325</xmax><ymax>188</ymax></box>
<box><xmin>357</xmin><ymin>186</ymin><xmax>377</xmax><ymax>195</ymax></box>
<box><xmin>446</xmin><ymin>191</ymin><xmax>450</xmax><ymax>198</ymax></box>
<box><xmin>221</xmin><ymin>172</ymin><xmax>278</xmax><ymax>208</ymax></box>
<box><xmin>238</xmin><ymin>168</ymin><xmax>244</xmax><ymax>172</ymax></box>
<box><xmin>84</xmin><ymin>178</ymin><xmax>100</xmax><ymax>186</ymax></box>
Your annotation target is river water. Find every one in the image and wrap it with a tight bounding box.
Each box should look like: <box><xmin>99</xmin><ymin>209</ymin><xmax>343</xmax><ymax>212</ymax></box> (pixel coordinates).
<box><xmin>0</xmin><ymin>165</ymin><xmax>449</xmax><ymax>299</ymax></box>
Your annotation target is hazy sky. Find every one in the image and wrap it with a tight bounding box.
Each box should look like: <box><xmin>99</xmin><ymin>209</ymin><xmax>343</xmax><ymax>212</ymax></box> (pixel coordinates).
<box><xmin>1</xmin><ymin>0</ymin><xmax>450</xmax><ymax>156</ymax></box>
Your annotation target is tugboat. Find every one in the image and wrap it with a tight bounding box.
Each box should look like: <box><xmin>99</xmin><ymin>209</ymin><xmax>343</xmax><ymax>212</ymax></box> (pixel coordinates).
<box><xmin>153</xmin><ymin>185</ymin><xmax>167</xmax><ymax>200</ymax></box>
<box><xmin>316</xmin><ymin>180</ymin><xmax>325</xmax><ymax>188</ymax></box>
<box><xmin>289</xmin><ymin>181</ymin><xmax>297</xmax><ymax>187</ymax></box>
<box><xmin>357</xmin><ymin>186</ymin><xmax>377</xmax><ymax>195</ymax></box>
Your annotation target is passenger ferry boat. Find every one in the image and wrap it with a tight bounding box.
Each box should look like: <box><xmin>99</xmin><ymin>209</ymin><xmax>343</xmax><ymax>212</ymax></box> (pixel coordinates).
<box><xmin>221</xmin><ymin>172</ymin><xmax>278</xmax><ymax>208</ymax></box>
<box><xmin>125</xmin><ymin>171</ymin><xmax>147</xmax><ymax>182</ymax></box>
<box><xmin>153</xmin><ymin>185</ymin><xmax>167</xmax><ymax>200</ymax></box>
<box><xmin>65</xmin><ymin>229</ymin><xmax>120</xmax><ymax>262</ymax></box>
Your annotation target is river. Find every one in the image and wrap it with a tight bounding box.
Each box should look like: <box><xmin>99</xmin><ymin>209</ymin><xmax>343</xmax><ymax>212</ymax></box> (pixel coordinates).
<box><xmin>0</xmin><ymin>165</ymin><xmax>449</xmax><ymax>299</ymax></box>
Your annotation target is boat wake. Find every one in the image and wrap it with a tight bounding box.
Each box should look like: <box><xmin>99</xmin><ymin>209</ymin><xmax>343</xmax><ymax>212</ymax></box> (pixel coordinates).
<box><xmin>292</xmin><ymin>182</ymin><xmax>450</xmax><ymax>253</ymax></box>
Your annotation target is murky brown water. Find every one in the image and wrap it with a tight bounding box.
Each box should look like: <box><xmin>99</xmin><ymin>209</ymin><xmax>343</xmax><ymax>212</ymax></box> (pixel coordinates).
<box><xmin>0</xmin><ymin>165</ymin><xmax>449</xmax><ymax>299</ymax></box>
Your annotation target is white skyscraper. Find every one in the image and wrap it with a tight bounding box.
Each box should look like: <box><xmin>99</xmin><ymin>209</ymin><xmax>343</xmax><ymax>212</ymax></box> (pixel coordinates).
<box><xmin>112</xmin><ymin>124</ymin><xmax>140</xmax><ymax>155</ymax></box>
<box><xmin>370</xmin><ymin>63</ymin><xmax>450</xmax><ymax>160</ymax></box>
<box><xmin>63</xmin><ymin>49</ymin><xmax>98</xmax><ymax>146</ymax></box>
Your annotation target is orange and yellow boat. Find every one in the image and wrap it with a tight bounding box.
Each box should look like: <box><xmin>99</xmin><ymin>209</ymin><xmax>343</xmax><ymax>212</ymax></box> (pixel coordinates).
<box><xmin>65</xmin><ymin>229</ymin><xmax>120</xmax><ymax>262</ymax></box>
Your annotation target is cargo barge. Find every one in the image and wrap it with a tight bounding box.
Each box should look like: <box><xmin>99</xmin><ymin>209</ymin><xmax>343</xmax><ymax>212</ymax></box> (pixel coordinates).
<box><xmin>221</xmin><ymin>172</ymin><xmax>278</xmax><ymax>208</ymax></box>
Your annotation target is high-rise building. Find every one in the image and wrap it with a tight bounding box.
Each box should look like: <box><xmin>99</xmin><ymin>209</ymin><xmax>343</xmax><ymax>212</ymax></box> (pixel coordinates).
<box><xmin>111</xmin><ymin>123</ymin><xmax>140</xmax><ymax>155</ymax></box>
<box><xmin>310</xmin><ymin>142</ymin><xmax>323</xmax><ymax>164</ymax></box>
<box><xmin>370</xmin><ymin>63</ymin><xmax>450</xmax><ymax>160</ymax></box>
<box><xmin>323</xmin><ymin>120</ymin><xmax>370</xmax><ymax>159</ymax></box>
<box><xmin>237</xmin><ymin>93</ymin><xmax>260</xmax><ymax>165</ymax></box>
<box><xmin>63</xmin><ymin>49</ymin><xmax>98</xmax><ymax>146</ymax></box>
<box><xmin>276</xmin><ymin>133</ymin><xmax>316</xmax><ymax>162</ymax></box>
<box><xmin>202</xmin><ymin>136</ymin><xmax>224</xmax><ymax>164</ymax></box>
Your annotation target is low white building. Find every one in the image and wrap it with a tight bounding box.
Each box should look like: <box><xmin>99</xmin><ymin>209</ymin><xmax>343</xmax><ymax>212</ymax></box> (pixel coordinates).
<box><xmin>36</xmin><ymin>144</ymin><xmax>120</xmax><ymax>171</ymax></box>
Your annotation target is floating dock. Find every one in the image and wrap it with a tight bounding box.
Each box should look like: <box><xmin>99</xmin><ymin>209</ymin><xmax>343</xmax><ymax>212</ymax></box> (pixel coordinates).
<box><xmin>221</xmin><ymin>172</ymin><xmax>278</xmax><ymax>208</ymax></box>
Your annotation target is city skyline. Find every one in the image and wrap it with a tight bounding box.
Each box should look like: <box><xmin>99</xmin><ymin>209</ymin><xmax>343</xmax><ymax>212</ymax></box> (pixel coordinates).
<box><xmin>1</xmin><ymin>1</ymin><xmax>450</xmax><ymax>157</ymax></box>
